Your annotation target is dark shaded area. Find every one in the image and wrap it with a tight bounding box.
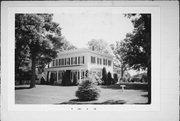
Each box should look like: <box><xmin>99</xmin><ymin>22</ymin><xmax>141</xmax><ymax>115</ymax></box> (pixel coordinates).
<box><xmin>15</xmin><ymin>86</ymin><xmax>31</xmax><ymax>90</ymax></box>
<box><xmin>141</xmin><ymin>94</ymin><xmax>148</xmax><ymax>97</ymax></box>
<box><xmin>132</xmin><ymin>103</ymin><xmax>149</xmax><ymax>105</ymax></box>
<box><xmin>100</xmin><ymin>83</ymin><xmax>148</xmax><ymax>91</ymax></box>
<box><xmin>55</xmin><ymin>99</ymin><xmax>126</xmax><ymax>105</ymax></box>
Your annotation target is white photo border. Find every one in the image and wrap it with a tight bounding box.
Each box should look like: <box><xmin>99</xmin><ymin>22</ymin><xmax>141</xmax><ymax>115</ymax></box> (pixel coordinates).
<box><xmin>2</xmin><ymin>2</ymin><xmax>161</xmax><ymax>112</ymax></box>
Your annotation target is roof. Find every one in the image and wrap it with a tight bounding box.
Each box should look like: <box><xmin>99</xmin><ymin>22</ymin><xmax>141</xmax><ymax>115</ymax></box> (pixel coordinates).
<box><xmin>58</xmin><ymin>48</ymin><xmax>115</xmax><ymax>58</ymax></box>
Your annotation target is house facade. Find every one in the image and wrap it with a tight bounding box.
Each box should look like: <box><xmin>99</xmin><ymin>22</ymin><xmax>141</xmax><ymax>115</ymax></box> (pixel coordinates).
<box><xmin>44</xmin><ymin>48</ymin><xmax>114</xmax><ymax>85</ymax></box>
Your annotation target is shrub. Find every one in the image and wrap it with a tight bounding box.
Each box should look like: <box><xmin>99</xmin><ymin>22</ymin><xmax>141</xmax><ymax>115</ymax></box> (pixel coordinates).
<box><xmin>75</xmin><ymin>78</ymin><xmax>100</xmax><ymax>101</ymax></box>
<box><xmin>102</xmin><ymin>67</ymin><xmax>108</xmax><ymax>85</ymax></box>
<box><xmin>107</xmin><ymin>72</ymin><xmax>113</xmax><ymax>85</ymax></box>
<box><xmin>88</xmin><ymin>72</ymin><xmax>103</xmax><ymax>85</ymax></box>
<box><xmin>113</xmin><ymin>73</ymin><xmax>118</xmax><ymax>84</ymax></box>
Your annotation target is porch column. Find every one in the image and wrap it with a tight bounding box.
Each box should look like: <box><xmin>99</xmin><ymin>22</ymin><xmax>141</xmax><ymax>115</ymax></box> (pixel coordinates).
<box><xmin>79</xmin><ymin>69</ymin><xmax>81</xmax><ymax>84</ymax></box>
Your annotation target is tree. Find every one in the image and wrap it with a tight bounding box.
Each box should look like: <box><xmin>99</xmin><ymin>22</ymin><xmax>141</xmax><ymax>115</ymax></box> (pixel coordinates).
<box><xmin>107</xmin><ymin>72</ymin><xmax>113</xmax><ymax>85</ymax></box>
<box><xmin>75</xmin><ymin>78</ymin><xmax>100</xmax><ymax>101</ymax></box>
<box><xmin>15</xmin><ymin>14</ymin><xmax>63</xmax><ymax>88</ymax></box>
<box><xmin>102</xmin><ymin>67</ymin><xmax>108</xmax><ymax>85</ymax></box>
<box><xmin>117</xmin><ymin>14</ymin><xmax>151</xmax><ymax>103</ymax></box>
<box><xmin>87</xmin><ymin>39</ymin><xmax>113</xmax><ymax>55</ymax></box>
<box><xmin>113</xmin><ymin>42</ymin><xmax>128</xmax><ymax>79</ymax></box>
<box><xmin>60</xmin><ymin>37</ymin><xmax>77</xmax><ymax>51</ymax></box>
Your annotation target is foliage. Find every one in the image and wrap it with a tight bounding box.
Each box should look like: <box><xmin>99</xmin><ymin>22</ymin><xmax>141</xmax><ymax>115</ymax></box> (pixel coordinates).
<box><xmin>113</xmin><ymin>73</ymin><xmax>118</xmax><ymax>84</ymax></box>
<box><xmin>88</xmin><ymin>72</ymin><xmax>103</xmax><ymax>85</ymax></box>
<box><xmin>15</xmin><ymin>14</ymin><xmax>63</xmax><ymax>88</ymax></box>
<box><xmin>107</xmin><ymin>72</ymin><xmax>113</xmax><ymax>85</ymax></box>
<box><xmin>117</xmin><ymin>14</ymin><xmax>151</xmax><ymax>70</ymax></box>
<box><xmin>117</xmin><ymin>14</ymin><xmax>151</xmax><ymax>103</ymax></box>
<box><xmin>130</xmin><ymin>73</ymin><xmax>147</xmax><ymax>83</ymax></box>
<box><xmin>75</xmin><ymin>78</ymin><xmax>100</xmax><ymax>101</ymax></box>
<box><xmin>102</xmin><ymin>67</ymin><xmax>108</xmax><ymax>85</ymax></box>
<box><xmin>60</xmin><ymin>37</ymin><xmax>77</xmax><ymax>51</ymax></box>
<box><xmin>87</xmin><ymin>39</ymin><xmax>113</xmax><ymax>55</ymax></box>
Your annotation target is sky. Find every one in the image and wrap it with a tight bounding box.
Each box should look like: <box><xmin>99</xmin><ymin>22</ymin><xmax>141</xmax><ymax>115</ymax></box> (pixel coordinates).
<box><xmin>52</xmin><ymin>8</ymin><xmax>139</xmax><ymax>76</ymax></box>
<box><xmin>52</xmin><ymin>7</ymin><xmax>134</xmax><ymax>48</ymax></box>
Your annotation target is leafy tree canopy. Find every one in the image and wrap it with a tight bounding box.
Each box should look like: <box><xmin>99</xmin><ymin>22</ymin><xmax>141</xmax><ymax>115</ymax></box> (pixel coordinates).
<box><xmin>116</xmin><ymin>14</ymin><xmax>151</xmax><ymax>70</ymax></box>
<box><xmin>15</xmin><ymin>14</ymin><xmax>64</xmax><ymax>88</ymax></box>
<box><xmin>87</xmin><ymin>39</ymin><xmax>113</xmax><ymax>55</ymax></box>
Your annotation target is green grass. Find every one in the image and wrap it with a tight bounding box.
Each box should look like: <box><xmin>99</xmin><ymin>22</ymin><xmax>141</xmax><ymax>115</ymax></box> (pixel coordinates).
<box><xmin>15</xmin><ymin>84</ymin><xmax>148</xmax><ymax>104</ymax></box>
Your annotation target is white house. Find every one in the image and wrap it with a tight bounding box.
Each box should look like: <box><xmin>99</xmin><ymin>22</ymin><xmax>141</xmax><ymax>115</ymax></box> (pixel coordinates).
<box><xmin>44</xmin><ymin>48</ymin><xmax>114</xmax><ymax>85</ymax></box>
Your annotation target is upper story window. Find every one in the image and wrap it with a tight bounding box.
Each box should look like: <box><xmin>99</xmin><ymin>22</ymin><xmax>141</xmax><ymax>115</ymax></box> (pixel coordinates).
<box><xmin>51</xmin><ymin>56</ymin><xmax>85</xmax><ymax>67</ymax></box>
<box><xmin>103</xmin><ymin>59</ymin><xmax>106</xmax><ymax>65</ymax></box>
<box><xmin>91</xmin><ymin>56</ymin><xmax>96</xmax><ymax>64</ymax></box>
<box><xmin>78</xmin><ymin>57</ymin><xmax>80</xmax><ymax>64</ymax></box>
<box><xmin>56</xmin><ymin>59</ymin><xmax>59</xmax><ymax>66</ymax></box>
<box><xmin>62</xmin><ymin>58</ymin><xmax>65</xmax><ymax>65</ymax></box>
<box><xmin>80</xmin><ymin>56</ymin><xmax>84</xmax><ymax>64</ymax></box>
<box><xmin>52</xmin><ymin>60</ymin><xmax>55</xmax><ymax>67</ymax></box>
<box><xmin>100</xmin><ymin>58</ymin><xmax>102</xmax><ymax>65</ymax></box>
<box><xmin>108</xmin><ymin>60</ymin><xmax>112</xmax><ymax>66</ymax></box>
<box><xmin>71</xmin><ymin>57</ymin><xmax>77</xmax><ymax>65</ymax></box>
<box><xmin>103</xmin><ymin>58</ymin><xmax>108</xmax><ymax>66</ymax></box>
<box><xmin>59</xmin><ymin>59</ymin><xmax>61</xmax><ymax>66</ymax></box>
<box><xmin>66</xmin><ymin>58</ymin><xmax>70</xmax><ymax>65</ymax></box>
<box><xmin>97</xmin><ymin>58</ymin><xmax>99</xmax><ymax>64</ymax></box>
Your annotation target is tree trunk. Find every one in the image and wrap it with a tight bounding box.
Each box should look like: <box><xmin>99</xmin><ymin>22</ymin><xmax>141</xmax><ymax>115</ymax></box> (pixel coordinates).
<box><xmin>147</xmin><ymin>62</ymin><xmax>151</xmax><ymax>104</ymax></box>
<box><xmin>121</xmin><ymin>66</ymin><xmax>124</xmax><ymax>79</ymax></box>
<box><xmin>30</xmin><ymin>55</ymin><xmax>36</xmax><ymax>88</ymax></box>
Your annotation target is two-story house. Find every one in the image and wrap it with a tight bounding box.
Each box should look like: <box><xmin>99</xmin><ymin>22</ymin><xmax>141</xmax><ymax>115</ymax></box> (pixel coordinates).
<box><xmin>44</xmin><ymin>48</ymin><xmax>114</xmax><ymax>85</ymax></box>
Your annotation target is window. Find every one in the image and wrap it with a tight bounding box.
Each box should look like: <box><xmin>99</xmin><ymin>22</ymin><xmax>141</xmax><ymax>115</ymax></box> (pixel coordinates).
<box><xmin>78</xmin><ymin>56</ymin><xmax>80</xmax><ymax>64</ymax></box>
<box><xmin>100</xmin><ymin>58</ymin><xmax>102</xmax><ymax>65</ymax></box>
<box><xmin>64</xmin><ymin>58</ymin><xmax>67</xmax><ymax>65</ymax></box>
<box><xmin>103</xmin><ymin>59</ymin><xmax>105</xmax><ymax>65</ymax></box>
<box><xmin>74</xmin><ymin>57</ymin><xmax>77</xmax><ymax>64</ymax></box>
<box><xmin>80</xmin><ymin>56</ymin><xmax>84</xmax><ymax>64</ymax></box>
<box><xmin>71</xmin><ymin>57</ymin><xmax>73</xmax><ymax>65</ymax></box>
<box><xmin>66</xmin><ymin>58</ymin><xmax>70</xmax><ymax>65</ymax></box>
<box><xmin>72</xmin><ymin>57</ymin><xmax>77</xmax><ymax>65</ymax></box>
<box><xmin>91</xmin><ymin>56</ymin><xmax>96</xmax><ymax>64</ymax></box>
<box><xmin>59</xmin><ymin>59</ymin><xmax>61</xmax><ymax>66</ymax></box>
<box><xmin>52</xmin><ymin>60</ymin><xmax>54</xmax><ymax>67</ymax></box>
<box><xmin>105</xmin><ymin>59</ymin><xmax>107</xmax><ymax>65</ymax></box>
<box><xmin>56</xmin><ymin>59</ymin><xmax>58</xmax><ymax>66</ymax></box>
<box><xmin>97</xmin><ymin>58</ymin><xmax>99</xmax><ymax>64</ymax></box>
<box><xmin>62</xmin><ymin>58</ymin><xmax>65</xmax><ymax>65</ymax></box>
<box><xmin>108</xmin><ymin>60</ymin><xmax>111</xmax><ymax>66</ymax></box>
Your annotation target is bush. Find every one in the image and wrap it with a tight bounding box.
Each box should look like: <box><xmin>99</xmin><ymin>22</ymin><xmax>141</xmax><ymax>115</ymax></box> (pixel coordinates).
<box><xmin>113</xmin><ymin>73</ymin><xmax>118</xmax><ymax>84</ymax></box>
<box><xmin>102</xmin><ymin>67</ymin><xmax>108</xmax><ymax>85</ymax></box>
<box><xmin>88</xmin><ymin>72</ymin><xmax>103</xmax><ymax>85</ymax></box>
<box><xmin>107</xmin><ymin>72</ymin><xmax>114</xmax><ymax>85</ymax></box>
<box><xmin>75</xmin><ymin>78</ymin><xmax>100</xmax><ymax>101</ymax></box>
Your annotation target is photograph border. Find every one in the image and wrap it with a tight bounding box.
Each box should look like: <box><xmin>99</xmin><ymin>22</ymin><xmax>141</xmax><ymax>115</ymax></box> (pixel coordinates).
<box><xmin>5</xmin><ymin>4</ymin><xmax>160</xmax><ymax>111</ymax></box>
<box><xmin>2</xmin><ymin>1</ymin><xmax>179</xmax><ymax>121</ymax></box>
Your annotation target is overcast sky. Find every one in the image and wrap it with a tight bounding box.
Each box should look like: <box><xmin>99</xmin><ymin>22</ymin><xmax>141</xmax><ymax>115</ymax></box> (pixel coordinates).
<box><xmin>52</xmin><ymin>7</ymin><xmax>134</xmax><ymax>48</ymax></box>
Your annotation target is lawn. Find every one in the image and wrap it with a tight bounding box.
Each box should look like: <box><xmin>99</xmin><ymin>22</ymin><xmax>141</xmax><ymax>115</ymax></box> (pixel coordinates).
<box><xmin>15</xmin><ymin>84</ymin><xmax>148</xmax><ymax>104</ymax></box>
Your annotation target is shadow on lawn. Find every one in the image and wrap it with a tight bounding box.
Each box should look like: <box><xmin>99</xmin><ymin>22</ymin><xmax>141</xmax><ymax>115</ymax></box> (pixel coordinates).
<box><xmin>15</xmin><ymin>86</ymin><xmax>31</xmax><ymax>90</ymax></box>
<box><xmin>55</xmin><ymin>99</ymin><xmax>126</xmax><ymax>105</ymax></box>
<box><xmin>100</xmin><ymin>84</ymin><xmax>148</xmax><ymax>91</ymax></box>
